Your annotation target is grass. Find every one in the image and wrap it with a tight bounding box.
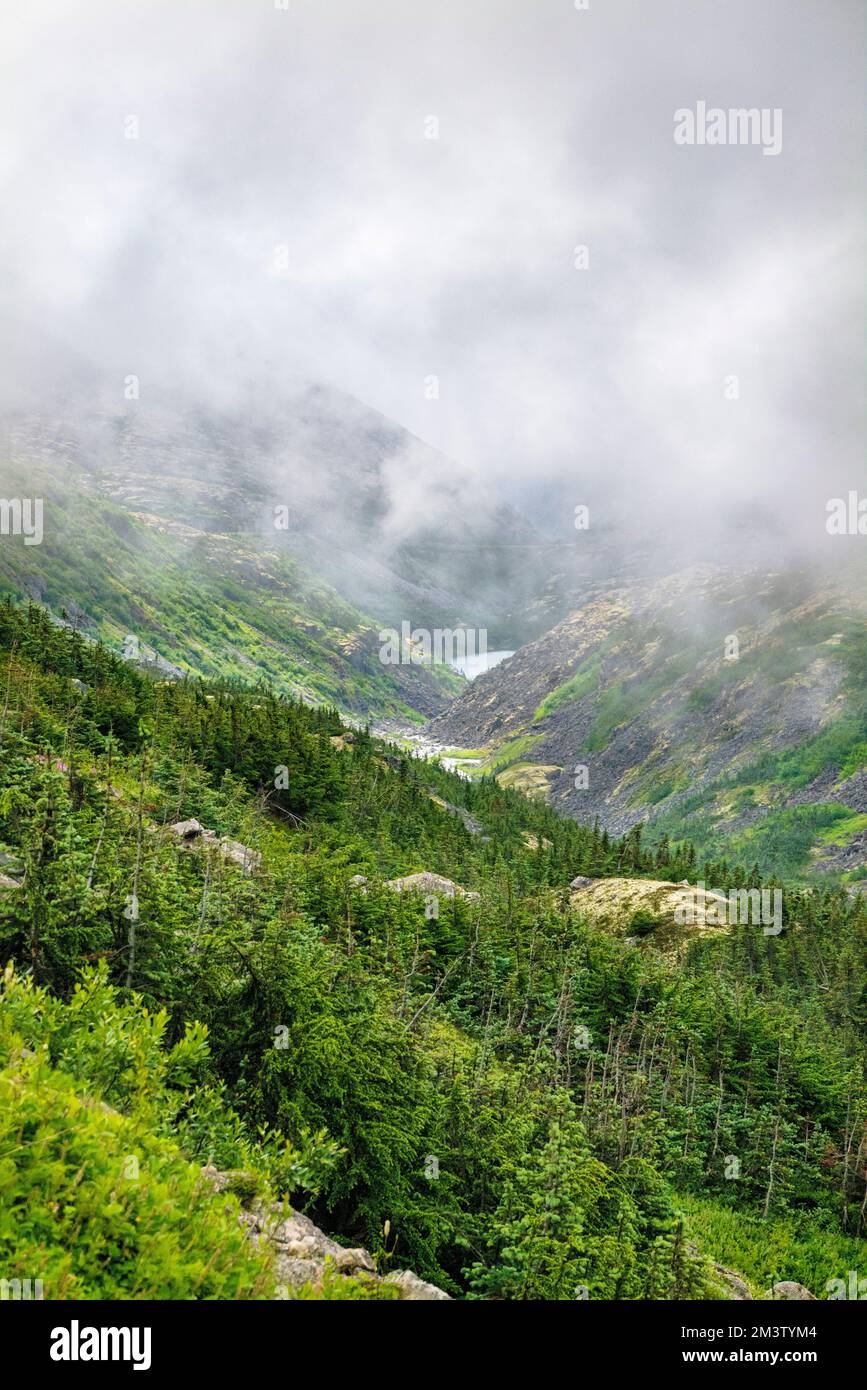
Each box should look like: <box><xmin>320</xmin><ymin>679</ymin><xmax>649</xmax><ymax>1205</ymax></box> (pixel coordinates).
<box><xmin>580</xmin><ymin>639</ymin><xmax>703</xmax><ymax>754</ymax></box>
<box><xmin>0</xmin><ymin>457</ymin><xmax>458</xmax><ymax>720</ymax></box>
<box><xmin>815</xmin><ymin>811</ymin><xmax>867</xmax><ymax>846</ymax></box>
<box><xmin>479</xmin><ymin>733</ymin><xmax>544</xmax><ymax>775</ymax></box>
<box><xmin>681</xmin><ymin>1195</ymin><xmax>865</xmax><ymax>1300</ymax></box>
<box><xmin>534</xmin><ymin>657</ymin><xmax>601</xmax><ymax>721</ymax></box>
<box><xmin>495</xmin><ymin>762</ymin><xmax>561</xmax><ymax>798</ymax></box>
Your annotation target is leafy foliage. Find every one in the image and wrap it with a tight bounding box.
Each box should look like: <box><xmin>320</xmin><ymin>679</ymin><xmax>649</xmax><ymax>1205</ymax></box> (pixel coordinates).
<box><xmin>0</xmin><ymin>600</ymin><xmax>864</xmax><ymax>1299</ymax></box>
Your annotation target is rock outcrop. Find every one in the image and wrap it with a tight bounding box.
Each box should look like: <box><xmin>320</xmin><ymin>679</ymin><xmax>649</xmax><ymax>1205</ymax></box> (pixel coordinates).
<box><xmin>166</xmin><ymin>820</ymin><xmax>262</xmax><ymax>873</ymax></box>
<box><xmin>385</xmin><ymin>871</ymin><xmax>479</xmax><ymax>901</ymax></box>
<box><xmin>765</xmin><ymin>1281</ymin><xmax>816</xmax><ymax>1300</ymax></box>
<box><xmin>426</xmin><ymin>790</ymin><xmax>485</xmax><ymax>837</ymax></box>
<box><xmin>712</xmin><ymin>1264</ymin><xmax>753</xmax><ymax>1301</ymax></box>
<box><xmin>202</xmin><ymin>1167</ymin><xmax>450</xmax><ymax>1300</ymax></box>
<box><xmin>349</xmin><ymin>870</ymin><xmax>479</xmax><ymax>901</ymax></box>
<box><xmin>169</xmin><ymin>818</ymin><xmax>205</xmax><ymax>840</ymax></box>
<box><xmin>569</xmin><ymin>876</ymin><xmax>732</xmax><ymax>958</ymax></box>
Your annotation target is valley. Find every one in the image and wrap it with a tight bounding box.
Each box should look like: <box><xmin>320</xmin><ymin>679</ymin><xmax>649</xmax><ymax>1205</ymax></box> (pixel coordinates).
<box><xmin>426</xmin><ymin>566</ymin><xmax>867</xmax><ymax>886</ymax></box>
<box><xmin>0</xmin><ymin>393</ymin><xmax>864</xmax><ymax>1305</ymax></box>
<box><xmin>0</xmin><ymin>600</ymin><xmax>864</xmax><ymax>1304</ymax></box>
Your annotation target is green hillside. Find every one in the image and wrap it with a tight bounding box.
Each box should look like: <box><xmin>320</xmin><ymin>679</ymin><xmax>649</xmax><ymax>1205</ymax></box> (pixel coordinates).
<box><xmin>0</xmin><ymin>456</ymin><xmax>460</xmax><ymax>719</ymax></box>
<box><xmin>0</xmin><ymin>600</ymin><xmax>864</xmax><ymax>1299</ymax></box>
<box><xmin>429</xmin><ymin>568</ymin><xmax>867</xmax><ymax>885</ymax></box>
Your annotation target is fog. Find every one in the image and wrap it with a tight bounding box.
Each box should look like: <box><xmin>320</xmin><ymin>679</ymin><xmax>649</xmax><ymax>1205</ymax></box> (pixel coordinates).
<box><xmin>1</xmin><ymin>0</ymin><xmax>863</xmax><ymax>568</ymax></box>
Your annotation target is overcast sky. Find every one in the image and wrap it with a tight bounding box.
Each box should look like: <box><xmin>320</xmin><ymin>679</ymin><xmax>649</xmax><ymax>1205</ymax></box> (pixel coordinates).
<box><xmin>1</xmin><ymin>0</ymin><xmax>863</xmax><ymax>552</ymax></box>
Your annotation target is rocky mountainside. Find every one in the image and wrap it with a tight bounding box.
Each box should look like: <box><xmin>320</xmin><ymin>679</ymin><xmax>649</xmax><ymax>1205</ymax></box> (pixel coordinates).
<box><xmin>0</xmin><ymin>448</ymin><xmax>460</xmax><ymax>720</ymax></box>
<box><xmin>2</xmin><ymin>599</ymin><xmax>864</xmax><ymax>1301</ymax></box>
<box><xmin>427</xmin><ymin>565</ymin><xmax>867</xmax><ymax>885</ymax></box>
<box><xmin>0</xmin><ymin>376</ymin><xmax>549</xmax><ymax>642</ymax></box>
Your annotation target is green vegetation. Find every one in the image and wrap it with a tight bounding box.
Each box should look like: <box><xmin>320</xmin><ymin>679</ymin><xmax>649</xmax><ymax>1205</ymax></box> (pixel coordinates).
<box><xmin>0</xmin><ymin>600</ymin><xmax>864</xmax><ymax>1299</ymax></box>
<box><xmin>534</xmin><ymin>657</ymin><xmax>601</xmax><ymax>721</ymax></box>
<box><xmin>635</xmin><ymin>623</ymin><xmax>867</xmax><ymax>880</ymax></box>
<box><xmin>0</xmin><ymin>458</ymin><xmax>460</xmax><ymax>720</ymax></box>
<box><xmin>476</xmin><ymin>732</ymin><xmax>544</xmax><ymax>775</ymax></box>
<box><xmin>0</xmin><ymin>966</ymin><xmax>278</xmax><ymax>1299</ymax></box>
<box><xmin>682</xmin><ymin>1197</ymin><xmax>866</xmax><ymax>1299</ymax></box>
<box><xmin>582</xmin><ymin>645</ymin><xmax>699</xmax><ymax>753</ymax></box>
<box><xmin>468</xmin><ymin>593</ymin><xmax>866</xmax><ymax>886</ymax></box>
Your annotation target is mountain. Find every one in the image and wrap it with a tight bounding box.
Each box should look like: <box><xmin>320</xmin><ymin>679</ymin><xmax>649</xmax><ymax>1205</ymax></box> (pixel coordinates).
<box><xmin>0</xmin><ymin>380</ymin><xmax>554</xmax><ymax>718</ymax></box>
<box><xmin>0</xmin><ymin>445</ymin><xmax>463</xmax><ymax>719</ymax></box>
<box><xmin>1</xmin><ymin>601</ymin><xmax>864</xmax><ymax>1301</ymax></box>
<box><xmin>427</xmin><ymin>565</ymin><xmax>867</xmax><ymax>885</ymax></box>
<box><xmin>0</xmin><ymin>378</ymin><xmax>550</xmax><ymax>681</ymax></box>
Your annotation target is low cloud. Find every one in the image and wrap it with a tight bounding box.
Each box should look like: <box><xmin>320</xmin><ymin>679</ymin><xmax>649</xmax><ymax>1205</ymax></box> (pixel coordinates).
<box><xmin>0</xmin><ymin>0</ymin><xmax>862</xmax><ymax>573</ymax></box>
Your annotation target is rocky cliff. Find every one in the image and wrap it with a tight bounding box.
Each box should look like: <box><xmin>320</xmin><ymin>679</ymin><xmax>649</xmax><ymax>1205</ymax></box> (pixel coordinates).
<box><xmin>427</xmin><ymin>566</ymin><xmax>867</xmax><ymax>883</ymax></box>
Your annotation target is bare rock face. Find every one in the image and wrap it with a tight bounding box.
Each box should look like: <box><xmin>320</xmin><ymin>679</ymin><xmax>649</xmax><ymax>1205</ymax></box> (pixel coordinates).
<box><xmin>202</xmin><ymin>1167</ymin><xmax>450</xmax><ymax>1301</ymax></box>
<box><xmin>169</xmin><ymin>818</ymin><xmax>206</xmax><ymax>839</ymax></box>
<box><xmin>166</xmin><ymin>820</ymin><xmax>260</xmax><ymax>872</ymax></box>
<box><xmin>385</xmin><ymin>871</ymin><xmax>479</xmax><ymax>901</ymax></box>
<box><xmin>0</xmin><ymin>874</ymin><xmax>21</xmax><ymax>891</ymax></box>
<box><xmin>713</xmin><ymin>1264</ymin><xmax>753</xmax><ymax>1300</ymax></box>
<box><xmin>218</xmin><ymin>837</ymin><xmax>262</xmax><ymax>873</ymax></box>
<box><xmin>765</xmin><ymin>1281</ymin><xmax>816</xmax><ymax>1300</ymax></box>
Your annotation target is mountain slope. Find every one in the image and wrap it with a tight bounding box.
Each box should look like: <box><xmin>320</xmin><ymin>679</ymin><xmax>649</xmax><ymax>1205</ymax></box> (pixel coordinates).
<box><xmin>427</xmin><ymin>566</ymin><xmax>867</xmax><ymax>884</ymax></box>
<box><xmin>0</xmin><ymin>377</ymin><xmax>549</xmax><ymax>647</ymax></box>
<box><xmin>0</xmin><ymin>600</ymin><xmax>864</xmax><ymax>1299</ymax></box>
<box><xmin>0</xmin><ymin>451</ymin><xmax>464</xmax><ymax>718</ymax></box>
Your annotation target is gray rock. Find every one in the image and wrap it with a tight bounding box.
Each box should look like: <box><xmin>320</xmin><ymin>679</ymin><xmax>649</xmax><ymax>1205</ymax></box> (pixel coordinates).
<box><xmin>219</xmin><ymin>838</ymin><xmax>262</xmax><ymax>873</ymax></box>
<box><xmin>167</xmin><ymin>821</ymin><xmax>260</xmax><ymax>872</ymax></box>
<box><xmin>385</xmin><ymin>871</ymin><xmax>479</xmax><ymax>900</ymax></box>
<box><xmin>713</xmin><ymin>1264</ymin><xmax>753</xmax><ymax>1300</ymax></box>
<box><xmin>765</xmin><ymin>1281</ymin><xmax>816</xmax><ymax>1300</ymax></box>
<box><xmin>385</xmin><ymin>1269</ymin><xmax>452</xmax><ymax>1301</ymax></box>
<box><xmin>201</xmin><ymin>1166</ymin><xmax>450</xmax><ymax>1300</ymax></box>
<box><xmin>168</xmin><ymin>818</ymin><xmax>205</xmax><ymax>839</ymax></box>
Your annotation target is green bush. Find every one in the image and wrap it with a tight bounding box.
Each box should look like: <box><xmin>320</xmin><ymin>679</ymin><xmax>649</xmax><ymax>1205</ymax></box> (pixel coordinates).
<box><xmin>0</xmin><ymin>1051</ymin><xmax>274</xmax><ymax>1299</ymax></box>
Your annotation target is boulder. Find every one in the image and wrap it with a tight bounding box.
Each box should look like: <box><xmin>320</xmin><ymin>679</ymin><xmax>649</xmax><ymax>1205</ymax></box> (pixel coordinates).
<box><xmin>385</xmin><ymin>871</ymin><xmax>479</xmax><ymax>901</ymax></box>
<box><xmin>329</xmin><ymin>732</ymin><xmax>356</xmax><ymax>750</ymax></box>
<box><xmin>168</xmin><ymin>819</ymin><xmax>205</xmax><ymax>840</ymax></box>
<box><xmin>167</xmin><ymin>820</ymin><xmax>260</xmax><ymax>872</ymax></box>
<box><xmin>570</xmin><ymin>875</ymin><xmax>594</xmax><ymax>891</ymax></box>
<box><xmin>385</xmin><ymin>1269</ymin><xmax>452</xmax><ymax>1301</ymax></box>
<box><xmin>201</xmin><ymin>1166</ymin><xmax>449</xmax><ymax>1300</ymax></box>
<box><xmin>765</xmin><ymin>1281</ymin><xmax>816</xmax><ymax>1300</ymax></box>
<box><xmin>219</xmin><ymin>838</ymin><xmax>262</xmax><ymax>873</ymax></box>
